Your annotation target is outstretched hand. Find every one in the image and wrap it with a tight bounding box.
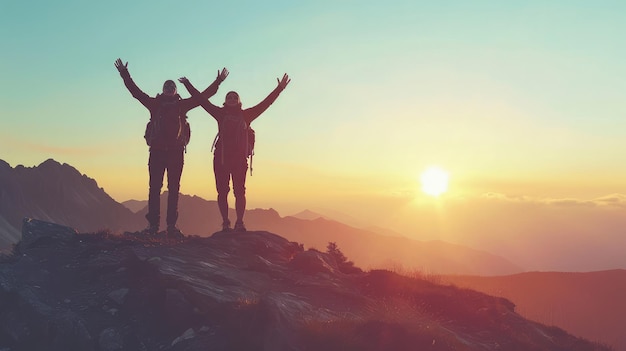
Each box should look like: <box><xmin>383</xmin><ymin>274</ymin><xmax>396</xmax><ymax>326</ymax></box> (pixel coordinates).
<box><xmin>277</xmin><ymin>73</ymin><xmax>291</xmax><ymax>89</ymax></box>
<box><xmin>217</xmin><ymin>67</ymin><xmax>229</xmax><ymax>82</ymax></box>
<box><xmin>178</xmin><ymin>76</ymin><xmax>190</xmax><ymax>84</ymax></box>
<box><xmin>114</xmin><ymin>58</ymin><xmax>128</xmax><ymax>73</ymax></box>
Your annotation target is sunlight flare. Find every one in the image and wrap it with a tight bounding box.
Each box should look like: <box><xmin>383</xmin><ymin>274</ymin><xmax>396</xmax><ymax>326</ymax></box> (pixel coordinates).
<box><xmin>420</xmin><ymin>166</ymin><xmax>449</xmax><ymax>197</ymax></box>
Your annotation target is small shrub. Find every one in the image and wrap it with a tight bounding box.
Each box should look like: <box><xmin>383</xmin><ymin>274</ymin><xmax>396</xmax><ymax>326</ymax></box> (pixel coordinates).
<box><xmin>326</xmin><ymin>242</ymin><xmax>362</xmax><ymax>274</ymax></box>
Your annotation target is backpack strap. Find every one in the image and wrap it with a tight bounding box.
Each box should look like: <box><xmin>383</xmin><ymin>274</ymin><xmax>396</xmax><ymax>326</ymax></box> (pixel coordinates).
<box><xmin>245</xmin><ymin>123</ymin><xmax>253</xmax><ymax>176</ymax></box>
<box><xmin>211</xmin><ymin>132</ymin><xmax>219</xmax><ymax>153</ymax></box>
<box><xmin>249</xmin><ymin>152</ymin><xmax>253</xmax><ymax>176</ymax></box>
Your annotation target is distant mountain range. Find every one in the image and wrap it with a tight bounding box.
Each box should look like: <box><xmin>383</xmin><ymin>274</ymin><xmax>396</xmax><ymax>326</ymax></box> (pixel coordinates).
<box><xmin>121</xmin><ymin>196</ymin><xmax>523</xmax><ymax>275</ymax></box>
<box><xmin>0</xmin><ymin>159</ymin><xmax>142</xmax><ymax>247</ymax></box>
<box><xmin>0</xmin><ymin>158</ymin><xmax>520</xmax><ymax>275</ymax></box>
<box><xmin>124</xmin><ymin>193</ymin><xmax>523</xmax><ymax>275</ymax></box>
<box><xmin>120</xmin><ymin>199</ymin><xmax>147</xmax><ymax>213</ymax></box>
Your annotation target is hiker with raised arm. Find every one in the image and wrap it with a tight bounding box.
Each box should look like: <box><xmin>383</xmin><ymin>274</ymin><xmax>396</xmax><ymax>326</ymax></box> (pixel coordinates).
<box><xmin>179</xmin><ymin>73</ymin><xmax>290</xmax><ymax>232</ymax></box>
<box><xmin>114</xmin><ymin>58</ymin><xmax>229</xmax><ymax>238</ymax></box>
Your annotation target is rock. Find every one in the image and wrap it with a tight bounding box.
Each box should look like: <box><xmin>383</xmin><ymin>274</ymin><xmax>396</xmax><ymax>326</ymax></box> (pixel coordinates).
<box><xmin>19</xmin><ymin>217</ymin><xmax>77</xmax><ymax>250</ymax></box>
<box><xmin>0</xmin><ymin>219</ymin><xmax>611</xmax><ymax>351</ymax></box>
<box><xmin>289</xmin><ymin>249</ymin><xmax>339</xmax><ymax>274</ymax></box>
<box><xmin>171</xmin><ymin>328</ymin><xmax>195</xmax><ymax>346</ymax></box>
<box><xmin>107</xmin><ymin>288</ymin><xmax>129</xmax><ymax>305</ymax></box>
<box><xmin>99</xmin><ymin>328</ymin><xmax>123</xmax><ymax>351</ymax></box>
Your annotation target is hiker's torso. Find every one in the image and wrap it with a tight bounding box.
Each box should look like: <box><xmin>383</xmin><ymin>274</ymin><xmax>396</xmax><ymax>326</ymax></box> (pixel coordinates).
<box><xmin>215</xmin><ymin>108</ymin><xmax>250</xmax><ymax>158</ymax></box>
<box><xmin>149</xmin><ymin>94</ymin><xmax>186</xmax><ymax>150</ymax></box>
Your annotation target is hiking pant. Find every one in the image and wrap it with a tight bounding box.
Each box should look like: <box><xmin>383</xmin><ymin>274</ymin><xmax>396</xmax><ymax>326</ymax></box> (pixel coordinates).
<box><xmin>146</xmin><ymin>148</ymin><xmax>184</xmax><ymax>229</ymax></box>
<box><xmin>213</xmin><ymin>154</ymin><xmax>248</xmax><ymax>224</ymax></box>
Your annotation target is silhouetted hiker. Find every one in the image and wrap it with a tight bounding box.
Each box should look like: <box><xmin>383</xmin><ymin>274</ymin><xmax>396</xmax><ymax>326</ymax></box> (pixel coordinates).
<box><xmin>114</xmin><ymin>58</ymin><xmax>229</xmax><ymax>237</ymax></box>
<box><xmin>179</xmin><ymin>74</ymin><xmax>290</xmax><ymax>232</ymax></box>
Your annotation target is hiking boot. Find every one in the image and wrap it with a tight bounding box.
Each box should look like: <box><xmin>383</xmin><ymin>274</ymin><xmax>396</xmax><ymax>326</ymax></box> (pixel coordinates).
<box><xmin>221</xmin><ymin>220</ymin><xmax>232</xmax><ymax>232</ymax></box>
<box><xmin>142</xmin><ymin>225</ymin><xmax>159</xmax><ymax>236</ymax></box>
<box><xmin>233</xmin><ymin>221</ymin><xmax>247</xmax><ymax>232</ymax></box>
<box><xmin>167</xmin><ymin>226</ymin><xmax>185</xmax><ymax>240</ymax></box>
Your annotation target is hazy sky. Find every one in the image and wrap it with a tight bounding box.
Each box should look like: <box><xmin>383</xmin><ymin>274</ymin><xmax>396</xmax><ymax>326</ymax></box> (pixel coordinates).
<box><xmin>2</xmin><ymin>1</ymin><xmax>626</xmax><ymax>269</ymax></box>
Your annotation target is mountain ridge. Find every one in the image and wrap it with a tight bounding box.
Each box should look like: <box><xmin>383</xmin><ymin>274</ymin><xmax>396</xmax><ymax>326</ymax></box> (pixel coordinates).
<box><xmin>442</xmin><ymin>270</ymin><xmax>626</xmax><ymax>351</ymax></box>
<box><xmin>137</xmin><ymin>192</ymin><xmax>523</xmax><ymax>275</ymax></box>
<box><xmin>0</xmin><ymin>159</ymin><xmax>142</xmax><ymax>247</ymax></box>
<box><xmin>0</xmin><ymin>158</ymin><xmax>521</xmax><ymax>276</ymax></box>
<box><xmin>0</xmin><ymin>217</ymin><xmax>608</xmax><ymax>351</ymax></box>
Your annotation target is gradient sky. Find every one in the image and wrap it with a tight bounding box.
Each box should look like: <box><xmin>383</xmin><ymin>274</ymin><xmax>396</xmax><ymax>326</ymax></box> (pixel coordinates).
<box><xmin>1</xmin><ymin>1</ymin><xmax>626</xmax><ymax>269</ymax></box>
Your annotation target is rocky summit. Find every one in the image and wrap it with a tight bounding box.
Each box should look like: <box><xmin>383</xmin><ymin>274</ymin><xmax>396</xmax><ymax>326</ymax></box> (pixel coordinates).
<box><xmin>0</xmin><ymin>218</ymin><xmax>608</xmax><ymax>351</ymax></box>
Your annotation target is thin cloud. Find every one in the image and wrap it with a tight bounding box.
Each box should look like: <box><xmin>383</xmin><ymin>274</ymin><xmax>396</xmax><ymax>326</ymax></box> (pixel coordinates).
<box><xmin>480</xmin><ymin>193</ymin><xmax>533</xmax><ymax>202</ymax></box>
<box><xmin>479</xmin><ymin>192</ymin><xmax>626</xmax><ymax>208</ymax></box>
<box><xmin>592</xmin><ymin>194</ymin><xmax>626</xmax><ymax>207</ymax></box>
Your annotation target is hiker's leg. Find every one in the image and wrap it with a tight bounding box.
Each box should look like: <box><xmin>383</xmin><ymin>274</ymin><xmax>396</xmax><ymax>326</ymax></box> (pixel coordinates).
<box><xmin>165</xmin><ymin>149</ymin><xmax>184</xmax><ymax>229</ymax></box>
<box><xmin>232</xmin><ymin>158</ymin><xmax>249</xmax><ymax>224</ymax></box>
<box><xmin>213</xmin><ymin>155</ymin><xmax>231</xmax><ymax>224</ymax></box>
<box><xmin>147</xmin><ymin>150</ymin><xmax>166</xmax><ymax>229</ymax></box>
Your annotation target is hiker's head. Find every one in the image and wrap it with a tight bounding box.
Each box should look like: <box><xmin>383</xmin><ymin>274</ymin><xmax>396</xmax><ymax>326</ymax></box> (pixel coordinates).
<box><xmin>162</xmin><ymin>80</ymin><xmax>177</xmax><ymax>96</ymax></box>
<box><xmin>224</xmin><ymin>91</ymin><xmax>241</xmax><ymax>108</ymax></box>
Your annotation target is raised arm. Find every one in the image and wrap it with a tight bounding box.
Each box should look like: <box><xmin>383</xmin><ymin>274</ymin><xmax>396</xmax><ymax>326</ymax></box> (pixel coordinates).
<box><xmin>179</xmin><ymin>77</ymin><xmax>221</xmax><ymax>120</ymax></box>
<box><xmin>179</xmin><ymin>68</ymin><xmax>228</xmax><ymax>112</ymax></box>
<box><xmin>114</xmin><ymin>58</ymin><xmax>152</xmax><ymax>108</ymax></box>
<box><xmin>244</xmin><ymin>73</ymin><xmax>291</xmax><ymax>124</ymax></box>
<box><xmin>201</xmin><ymin>68</ymin><xmax>229</xmax><ymax>99</ymax></box>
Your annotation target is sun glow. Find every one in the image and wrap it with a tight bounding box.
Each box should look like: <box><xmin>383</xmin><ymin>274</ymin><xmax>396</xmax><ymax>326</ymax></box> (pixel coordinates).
<box><xmin>420</xmin><ymin>166</ymin><xmax>449</xmax><ymax>197</ymax></box>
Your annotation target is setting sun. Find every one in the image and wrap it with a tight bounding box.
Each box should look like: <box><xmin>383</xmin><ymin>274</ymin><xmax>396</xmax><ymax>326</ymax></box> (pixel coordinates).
<box><xmin>420</xmin><ymin>166</ymin><xmax>449</xmax><ymax>197</ymax></box>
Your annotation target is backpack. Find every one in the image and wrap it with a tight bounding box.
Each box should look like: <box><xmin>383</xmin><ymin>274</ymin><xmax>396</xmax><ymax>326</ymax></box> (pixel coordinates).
<box><xmin>180</xmin><ymin>115</ymin><xmax>191</xmax><ymax>147</ymax></box>
<box><xmin>212</xmin><ymin>113</ymin><xmax>256</xmax><ymax>174</ymax></box>
<box><xmin>144</xmin><ymin>94</ymin><xmax>191</xmax><ymax>151</ymax></box>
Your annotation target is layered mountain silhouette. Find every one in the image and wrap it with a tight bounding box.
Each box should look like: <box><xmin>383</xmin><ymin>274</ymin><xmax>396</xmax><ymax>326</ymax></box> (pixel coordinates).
<box><xmin>131</xmin><ymin>193</ymin><xmax>523</xmax><ymax>275</ymax></box>
<box><xmin>0</xmin><ymin>159</ymin><xmax>142</xmax><ymax>248</ymax></box>
<box><xmin>0</xmin><ymin>159</ymin><xmax>521</xmax><ymax>275</ymax></box>
<box><xmin>120</xmin><ymin>199</ymin><xmax>147</xmax><ymax>213</ymax></box>
<box><xmin>0</xmin><ymin>218</ymin><xmax>609</xmax><ymax>351</ymax></box>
